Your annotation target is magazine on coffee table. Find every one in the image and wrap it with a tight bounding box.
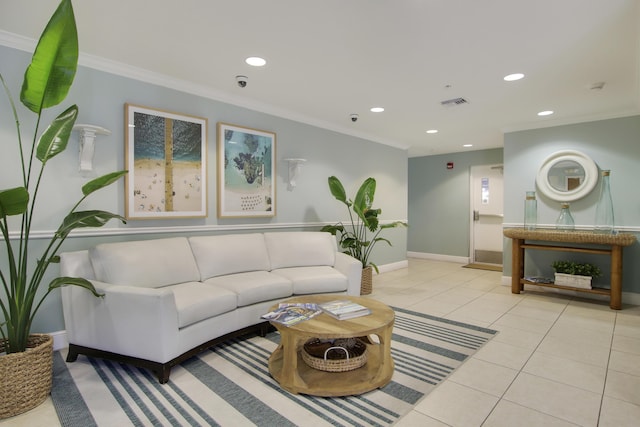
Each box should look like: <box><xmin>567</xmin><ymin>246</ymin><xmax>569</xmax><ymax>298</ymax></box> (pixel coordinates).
<box><xmin>318</xmin><ymin>300</ymin><xmax>372</xmax><ymax>320</ymax></box>
<box><xmin>261</xmin><ymin>303</ymin><xmax>322</xmax><ymax>327</ymax></box>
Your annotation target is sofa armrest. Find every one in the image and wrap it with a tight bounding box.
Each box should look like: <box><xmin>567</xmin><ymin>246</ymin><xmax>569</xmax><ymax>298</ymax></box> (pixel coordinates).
<box><xmin>62</xmin><ymin>281</ymin><xmax>180</xmax><ymax>363</ymax></box>
<box><xmin>333</xmin><ymin>252</ymin><xmax>363</xmax><ymax>296</ymax></box>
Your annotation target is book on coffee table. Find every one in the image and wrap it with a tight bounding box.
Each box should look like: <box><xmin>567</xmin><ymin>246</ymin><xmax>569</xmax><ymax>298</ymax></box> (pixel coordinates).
<box><xmin>318</xmin><ymin>300</ymin><xmax>372</xmax><ymax>320</ymax></box>
<box><xmin>261</xmin><ymin>303</ymin><xmax>322</xmax><ymax>326</ymax></box>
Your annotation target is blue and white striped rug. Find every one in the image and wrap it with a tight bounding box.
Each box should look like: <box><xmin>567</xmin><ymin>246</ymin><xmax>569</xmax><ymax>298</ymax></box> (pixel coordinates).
<box><xmin>51</xmin><ymin>307</ymin><xmax>497</xmax><ymax>426</ymax></box>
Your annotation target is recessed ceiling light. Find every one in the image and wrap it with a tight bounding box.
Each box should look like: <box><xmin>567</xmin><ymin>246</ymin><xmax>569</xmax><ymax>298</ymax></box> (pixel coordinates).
<box><xmin>463</xmin><ymin>144</ymin><xmax>473</xmax><ymax>147</ymax></box>
<box><xmin>538</xmin><ymin>110</ymin><xmax>554</xmax><ymax>116</ymax></box>
<box><xmin>370</xmin><ymin>107</ymin><xmax>385</xmax><ymax>113</ymax></box>
<box><xmin>426</xmin><ymin>129</ymin><xmax>438</xmax><ymax>134</ymax></box>
<box><xmin>504</xmin><ymin>73</ymin><xmax>524</xmax><ymax>81</ymax></box>
<box><xmin>245</xmin><ymin>57</ymin><xmax>266</xmax><ymax>67</ymax></box>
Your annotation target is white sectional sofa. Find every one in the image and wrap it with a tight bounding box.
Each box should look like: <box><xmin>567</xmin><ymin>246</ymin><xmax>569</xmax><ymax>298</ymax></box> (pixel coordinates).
<box><xmin>59</xmin><ymin>231</ymin><xmax>362</xmax><ymax>383</ymax></box>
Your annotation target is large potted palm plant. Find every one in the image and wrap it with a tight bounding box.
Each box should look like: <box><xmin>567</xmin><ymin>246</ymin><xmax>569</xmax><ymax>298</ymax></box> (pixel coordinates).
<box><xmin>0</xmin><ymin>0</ymin><xmax>126</xmax><ymax>418</ymax></box>
<box><xmin>321</xmin><ymin>176</ymin><xmax>407</xmax><ymax>295</ymax></box>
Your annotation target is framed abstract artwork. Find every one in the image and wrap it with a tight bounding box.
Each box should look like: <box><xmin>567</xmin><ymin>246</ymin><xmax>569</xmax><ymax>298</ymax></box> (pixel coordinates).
<box><xmin>125</xmin><ymin>104</ymin><xmax>208</xmax><ymax>219</ymax></box>
<box><xmin>217</xmin><ymin>122</ymin><xmax>276</xmax><ymax>218</ymax></box>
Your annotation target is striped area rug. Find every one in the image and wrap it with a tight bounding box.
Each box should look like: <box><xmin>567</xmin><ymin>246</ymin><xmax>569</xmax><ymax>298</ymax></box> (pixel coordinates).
<box><xmin>51</xmin><ymin>307</ymin><xmax>497</xmax><ymax>427</ymax></box>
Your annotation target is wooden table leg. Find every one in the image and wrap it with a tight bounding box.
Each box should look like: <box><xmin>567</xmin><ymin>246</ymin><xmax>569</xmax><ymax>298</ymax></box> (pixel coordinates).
<box><xmin>511</xmin><ymin>238</ymin><xmax>524</xmax><ymax>293</ymax></box>
<box><xmin>610</xmin><ymin>245</ymin><xmax>623</xmax><ymax>310</ymax></box>
<box><xmin>371</xmin><ymin>322</ymin><xmax>395</xmax><ymax>385</ymax></box>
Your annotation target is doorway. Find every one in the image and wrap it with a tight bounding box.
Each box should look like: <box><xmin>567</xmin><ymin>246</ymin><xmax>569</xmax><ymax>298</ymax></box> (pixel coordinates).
<box><xmin>469</xmin><ymin>164</ymin><xmax>504</xmax><ymax>266</ymax></box>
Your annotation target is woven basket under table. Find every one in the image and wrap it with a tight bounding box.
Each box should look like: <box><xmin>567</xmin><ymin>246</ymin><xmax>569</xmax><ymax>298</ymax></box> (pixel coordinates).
<box><xmin>302</xmin><ymin>338</ymin><xmax>367</xmax><ymax>372</ymax></box>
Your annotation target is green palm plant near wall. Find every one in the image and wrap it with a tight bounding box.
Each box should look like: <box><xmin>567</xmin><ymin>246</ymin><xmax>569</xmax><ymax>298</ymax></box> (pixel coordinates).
<box><xmin>321</xmin><ymin>176</ymin><xmax>407</xmax><ymax>273</ymax></box>
<box><xmin>0</xmin><ymin>0</ymin><xmax>127</xmax><ymax>353</ymax></box>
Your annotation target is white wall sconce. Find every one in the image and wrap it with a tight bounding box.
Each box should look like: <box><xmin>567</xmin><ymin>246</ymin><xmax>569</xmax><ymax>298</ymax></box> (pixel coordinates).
<box><xmin>72</xmin><ymin>124</ymin><xmax>111</xmax><ymax>176</ymax></box>
<box><xmin>284</xmin><ymin>158</ymin><xmax>307</xmax><ymax>190</ymax></box>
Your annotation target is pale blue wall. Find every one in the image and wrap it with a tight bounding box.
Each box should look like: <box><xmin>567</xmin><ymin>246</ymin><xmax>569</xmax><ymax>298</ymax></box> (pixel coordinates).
<box><xmin>503</xmin><ymin>116</ymin><xmax>640</xmax><ymax>293</ymax></box>
<box><xmin>0</xmin><ymin>45</ymin><xmax>408</xmax><ymax>333</ymax></box>
<box><xmin>407</xmin><ymin>148</ymin><xmax>503</xmax><ymax>256</ymax></box>
<box><xmin>408</xmin><ymin>117</ymin><xmax>640</xmax><ymax>298</ymax></box>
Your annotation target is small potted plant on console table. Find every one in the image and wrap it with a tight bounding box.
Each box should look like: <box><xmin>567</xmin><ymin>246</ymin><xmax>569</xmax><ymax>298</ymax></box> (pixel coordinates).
<box><xmin>551</xmin><ymin>260</ymin><xmax>602</xmax><ymax>290</ymax></box>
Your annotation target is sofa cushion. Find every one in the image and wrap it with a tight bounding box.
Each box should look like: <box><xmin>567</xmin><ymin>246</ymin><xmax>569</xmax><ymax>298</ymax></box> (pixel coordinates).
<box><xmin>272</xmin><ymin>266</ymin><xmax>348</xmax><ymax>295</ymax></box>
<box><xmin>164</xmin><ymin>282</ymin><xmax>237</xmax><ymax>328</ymax></box>
<box><xmin>89</xmin><ymin>237</ymin><xmax>200</xmax><ymax>288</ymax></box>
<box><xmin>204</xmin><ymin>271</ymin><xmax>292</xmax><ymax>307</ymax></box>
<box><xmin>264</xmin><ymin>232</ymin><xmax>336</xmax><ymax>270</ymax></box>
<box><xmin>189</xmin><ymin>234</ymin><xmax>270</xmax><ymax>280</ymax></box>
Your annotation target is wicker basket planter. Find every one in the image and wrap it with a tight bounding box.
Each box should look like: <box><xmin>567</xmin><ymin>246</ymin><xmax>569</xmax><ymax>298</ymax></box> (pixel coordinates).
<box><xmin>360</xmin><ymin>266</ymin><xmax>373</xmax><ymax>295</ymax></box>
<box><xmin>554</xmin><ymin>273</ymin><xmax>593</xmax><ymax>289</ymax></box>
<box><xmin>302</xmin><ymin>338</ymin><xmax>367</xmax><ymax>372</ymax></box>
<box><xmin>0</xmin><ymin>334</ymin><xmax>53</xmax><ymax>419</ymax></box>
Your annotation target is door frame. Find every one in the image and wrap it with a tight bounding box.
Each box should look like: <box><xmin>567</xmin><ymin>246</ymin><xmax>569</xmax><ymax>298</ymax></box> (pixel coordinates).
<box><xmin>469</xmin><ymin>164</ymin><xmax>504</xmax><ymax>264</ymax></box>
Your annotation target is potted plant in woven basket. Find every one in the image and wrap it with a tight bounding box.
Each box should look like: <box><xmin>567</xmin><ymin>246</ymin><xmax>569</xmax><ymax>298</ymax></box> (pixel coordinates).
<box><xmin>321</xmin><ymin>176</ymin><xmax>407</xmax><ymax>295</ymax></box>
<box><xmin>551</xmin><ymin>260</ymin><xmax>602</xmax><ymax>290</ymax></box>
<box><xmin>0</xmin><ymin>0</ymin><xmax>126</xmax><ymax>418</ymax></box>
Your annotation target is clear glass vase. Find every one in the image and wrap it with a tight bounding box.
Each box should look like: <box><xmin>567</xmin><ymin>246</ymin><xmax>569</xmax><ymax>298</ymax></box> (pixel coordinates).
<box><xmin>556</xmin><ymin>203</ymin><xmax>575</xmax><ymax>231</ymax></box>
<box><xmin>524</xmin><ymin>191</ymin><xmax>537</xmax><ymax>230</ymax></box>
<box><xmin>594</xmin><ymin>170</ymin><xmax>614</xmax><ymax>234</ymax></box>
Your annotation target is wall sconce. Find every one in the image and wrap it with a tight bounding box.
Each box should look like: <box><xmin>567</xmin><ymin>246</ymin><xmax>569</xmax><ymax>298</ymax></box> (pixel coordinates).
<box><xmin>284</xmin><ymin>158</ymin><xmax>307</xmax><ymax>190</ymax></box>
<box><xmin>72</xmin><ymin>124</ymin><xmax>111</xmax><ymax>176</ymax></box>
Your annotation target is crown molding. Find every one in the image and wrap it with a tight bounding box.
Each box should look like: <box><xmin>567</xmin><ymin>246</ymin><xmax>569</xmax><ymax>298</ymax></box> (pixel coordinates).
<box><xmin>0</xmin><ymin>30</ymin><xmax>409</xmax><ymax>152</ymax></box>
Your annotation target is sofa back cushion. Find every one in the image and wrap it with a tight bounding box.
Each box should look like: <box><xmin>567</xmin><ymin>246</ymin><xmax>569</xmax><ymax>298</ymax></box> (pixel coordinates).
<box><xmin>264</xmin><ymin>231</ymin><xmax>336</xmax><ymax>269</ymax></box>
<box><xmin>189</xmin><ymin>233</ymin><xmax>270</xmax><ymax>279</ymax></box>
<box><xmin>89</xmin><ymin>237</ymin><xmax>200</xmax><ymax>288</ymax></box>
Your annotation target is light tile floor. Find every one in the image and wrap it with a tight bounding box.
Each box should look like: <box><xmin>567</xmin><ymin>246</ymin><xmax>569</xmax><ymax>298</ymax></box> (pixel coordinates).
<box><xmin>382</xmin><ymin>259</ymin><xmax>640</xmax><ymax>427</ymax></box>
<box><xmin>2</xmin><ymin>258</ymin><xmax>640</xmax><ymax>426</ymax></box>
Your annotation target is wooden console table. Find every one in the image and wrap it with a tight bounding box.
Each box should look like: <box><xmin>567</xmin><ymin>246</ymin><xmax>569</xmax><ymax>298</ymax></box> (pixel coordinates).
<box><xmin>504</xmin><ymin>229</ymin><xmax>636</xmax><ymax>310</ymax></box>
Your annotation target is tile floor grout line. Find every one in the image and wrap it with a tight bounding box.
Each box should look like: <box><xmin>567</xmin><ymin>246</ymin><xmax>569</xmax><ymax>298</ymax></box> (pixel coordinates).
<box><xmin>596</xmin><ymin>312</ymin><xmax>617</xmax><ymax>426</ymax></box>
<box><xmin>477</xmin><ymin>293</ymin><xmax>572</xmax><ymax>426</ymax></box>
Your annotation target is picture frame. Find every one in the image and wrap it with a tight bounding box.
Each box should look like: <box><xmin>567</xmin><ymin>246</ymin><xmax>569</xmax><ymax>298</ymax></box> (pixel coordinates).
<box><xmin>125</xmin><ymin>104</ymin><xmax>208</xmax><ymax>219</ymax></box>
<box><xmin>217</xmin><ymin>122</ymin><xmax>276</xmax><ymax>218</ymax></box>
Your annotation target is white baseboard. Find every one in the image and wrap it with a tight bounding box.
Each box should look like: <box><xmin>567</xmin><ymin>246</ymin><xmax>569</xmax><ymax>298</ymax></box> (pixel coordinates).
<box><xmin>376</xmin><ymin>260</ymin><xmax>409</xmax><ymax>274</ymax></box>
<box><xmin>50</xmin><ymin>330</ymin><xmax>68</xmax><ymax>352</ymax></box>
<box><xmin>407</xmin><ymin>251</ymin><xmax>469</xmax><ymax>264</ymax></box>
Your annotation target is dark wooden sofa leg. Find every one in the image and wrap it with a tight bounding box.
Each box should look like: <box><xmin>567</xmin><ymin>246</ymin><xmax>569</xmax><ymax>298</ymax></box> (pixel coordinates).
<box><xmin>66</xmin><ymin>344</ymin><xmax>79</xmax><ymax>362</ymax></box>
<box><xmin>157</xmin><ymin>365</ymin><xmax>172</xmax><ymax>384</ymax></box>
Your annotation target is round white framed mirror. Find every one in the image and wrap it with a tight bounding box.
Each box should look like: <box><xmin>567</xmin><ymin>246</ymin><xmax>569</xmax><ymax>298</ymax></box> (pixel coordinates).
<box><xmin>535</xmin><ymin>150</ymin><xmax>598</xmax><ymax>202</ymax></box>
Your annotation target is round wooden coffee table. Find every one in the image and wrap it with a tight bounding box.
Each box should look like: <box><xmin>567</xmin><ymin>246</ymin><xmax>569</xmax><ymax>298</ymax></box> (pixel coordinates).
<box><xmin>267</xmin><ymin>295</ymin><xmax>395</xmax><ymax>396</ymax></box>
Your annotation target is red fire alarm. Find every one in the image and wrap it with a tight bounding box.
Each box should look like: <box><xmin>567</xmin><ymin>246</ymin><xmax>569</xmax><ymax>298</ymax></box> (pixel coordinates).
<box><xmin>447</xmin><ymin>162</ymin><xmax>454</xmax><ymax>169</ymax></box>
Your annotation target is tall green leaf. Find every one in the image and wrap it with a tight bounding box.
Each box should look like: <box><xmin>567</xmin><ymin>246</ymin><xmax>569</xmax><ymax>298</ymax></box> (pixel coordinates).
<box><xmin>0</xmin><ymin>187</ymin><xmax>29</xmax><ymax>218</ymax></box>
<box><xmin>49</xmin><ymin>276</ymin><xmax>103</xmax><ymax>297</ymax></box>
<box><xmin>20</xmin><ymin>0</ymin><xmax>78</xmax><ymax>113</ymax></box>
<box><xmin>82</xmin><ymin>170</ymin><xmax>128</xmax><ymax>196</ymax></box>
<box><xmin>56</xmin><ymin>210</ymin><xmax>126</xmax><ymax>239</ymax></box>
<box><xmin>328</xmin><ymin>176</ymin><xmax>349</xmax><ymax>205</ymax></box>
<box><xmin>35</xmin><ymin>104</ymin><xmax>77</xmax><ymax>163</ymax></box>
<box><xmin>352</xmin><ymin>177</ymin><xmax>375</xmax><ymax>221</ymax></box>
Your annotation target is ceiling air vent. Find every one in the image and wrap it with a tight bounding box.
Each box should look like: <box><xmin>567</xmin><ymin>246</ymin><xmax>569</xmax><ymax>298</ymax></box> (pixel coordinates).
<box><xmin>440</xmin><ymin>97</ymin><xmax>469</xmax><ymax>107</ymax></box>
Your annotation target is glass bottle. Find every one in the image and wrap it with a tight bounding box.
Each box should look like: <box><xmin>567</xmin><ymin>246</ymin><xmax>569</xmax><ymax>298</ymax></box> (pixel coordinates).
<box><xmin>556</xmin><ymin>203</ymin><xmax>575</xmax><ymax>231</ymax></box>
<box><xmin>594</xmin><ymin>170</ymin><xmax>614</xmax><ymax>234</ymax></box>
<box><xmin>524</xmin><ymin>191</ymin><xmax>537</xmax><ymax>230</ymax></box>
